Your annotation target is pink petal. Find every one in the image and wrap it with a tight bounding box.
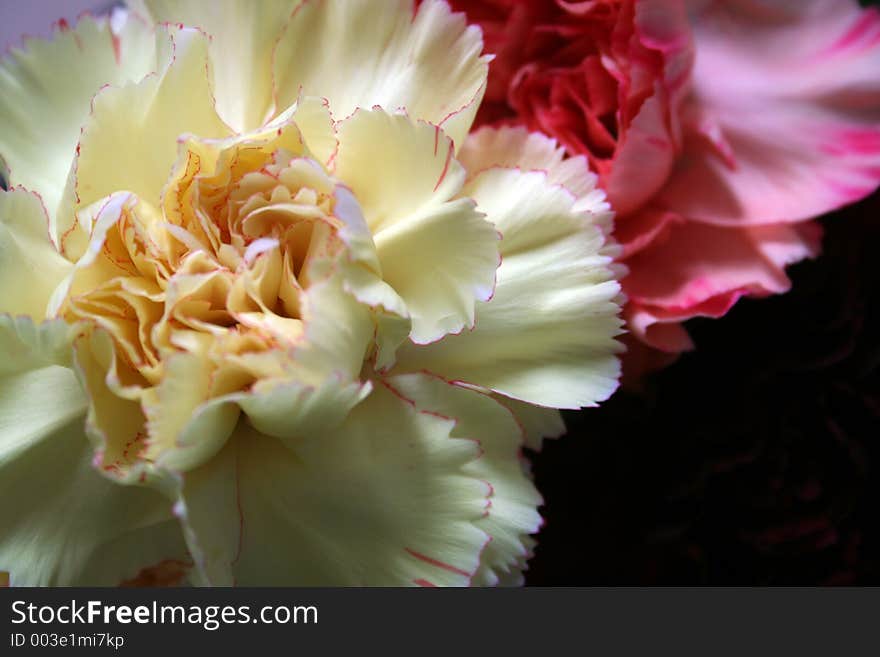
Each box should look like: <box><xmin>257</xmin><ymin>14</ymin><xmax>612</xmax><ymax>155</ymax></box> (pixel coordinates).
<box><xmin>606</xmin><ymin>93</ymin><xmax>678</xmax><ymax>215</ymax></box>
<box><xmin>622</xmin><ymin>220</ymin><xmax>822</xmax><ymax>349</ymax></box>
<box><xmin>625</xmin><ymin>305</ymin><xmax>695</xmax><ymax>353</ymax></box>
<box><xmin>618</xmin><ymin>333</ymin><xmax>682</xmax><ymax>386</ymax></box>
<box><xmin>659</xmin><ymin>0</ymin><xmax>880</xmax><ymax>226</ymax></box>
<box><xmin>615</xmin><ymin>206</ymin><xmax>684</xmax><ymax>258</ymax></box>
<box><xmin>604</xmin><ymin>0</ymin><xmax>693</xmax><ymax>215</ymax></box>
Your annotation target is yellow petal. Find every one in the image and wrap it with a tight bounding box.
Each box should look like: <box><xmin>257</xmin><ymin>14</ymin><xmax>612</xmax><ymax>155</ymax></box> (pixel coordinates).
<box><xmin>334</xmin><ymin>110</ymin><xmax>465</xmax><ymax>232</ymax></box>
<box><xmin>231</xmin><ymin>383</ymin><xmax>490</xmax><ymax>585</ymax></box>
<box><xmin>290</xmin><ymin>95</ymin><xmax>338</xmax><ymax>166</ymax></box>
<box><xmin>396</xmin><ymin>166</ymin><xmax>623</xmax><ymax>409</ymax></box>
<box><xmin>0</xmin><ymin>315</ymin><xmax>77</xmax><ymax>374</ymax></box>
<box><xmin>141</xmin><ymin>352</ymin><xmax>241</xmax><ymax>474</ymax></box>
<box><xmin>58</xmin><ymin>23</ymin><xmax>232</xmax><ymax>244</ymax></box>
<box><xmin>240</xmin><ymin>376</ymin><xmax>372</xmax><ymax>443</ymax></box>
<box><xmin>335</xmin><ymin>110</ymin><xmax>499</xmax><ymax>344</ymax></box>
<box><xmin>167</xmin><ymin>381</ymin><xmax>494</xmax><ymax>585</ymax></box>
<box><xmin>289</xmin><ymin>266</ymin><xmax>375</xmax><ymax>386</ymax></box>
<box><xmin>0</xmin><ymin>188</ymin><xmax>72</xmax><ymax>319</ymax></box>
<box><xmin>338</xmin><ymin>260</ymin><xmax>410</xmax><ymax>371</ymax></box>
<box><xmin>459</xmin><ymin>125</ymin><xmax>605</xmax><ymax>202</ymax></box>
<box><xmin>172</xmin><ymin>437</ymin><xmax>238</xmax><ymax>586</ymax></box>
<box><xmin>386</xmin><ymin>373</ymin><xmax>543</xmax><ymax>587</ymax></box>
<box><xmin>130</xmin><ymin>0</ymin><xmax>300</xmax><ymax>132</ymax></box>
<box><xmin>497</xmin><ymin>397</ymin><xmax>566</xmax><ymax>452</ymax></box>
<box><xmin>71</xmin><ymin>329</ymin><xmax>154</xmax><ymax>485</ymax></box>
<box><xmin>0</xmin><ymin>315</ymin><xmax>187</xmax><ymax>585</ymax></box>
<box><xmin>0</xmin><ymin>10</ymin><xmax>155</xmax><ymax>227</ymax></box>
<box><xmin>273</xmin><ymin>0</ymin><xmax>488</xmax><ymax>149</ymax></box>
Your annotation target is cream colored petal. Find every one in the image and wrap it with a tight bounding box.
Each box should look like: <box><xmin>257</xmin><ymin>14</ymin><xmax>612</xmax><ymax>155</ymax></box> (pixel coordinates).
<box><xmin>338</xmin><ymin>261</ymin><xmax>411</xmax><ymax>371</ymax></box>
<box><xmin>387</xmin><ymin>373</ymin><xmax>543</xmax><ymax>587</ymax></box>
<box><xmin>76</xmin><ymin>518</ymin><xmax>189</xmax><ymax>587</ymax></box>
<box><xmin>73</xmin><ymin>319</ymin><xmax>235</xmax><ymax>480</ymax></box>
<box><xmin>291</xmin><ymin>95</ymin><xmax>338</xmax><ymax>167</ymax></box>
<box><xmin>71</xmin><ymin>329</ymin><xmax>155</xmax><ymax>483</ymax></box>
<box><xmin>289</xmin><ymin>266</ymin><xmax>374</xmax><ymax>385</ymax></box>
<box><xmin>0</xmin><ymin>420</ymin><xmax>188</xmax><ymax>586</ymax></box>
<box><xmin>172</xmin><ymin>437</ymin><xmax>238</xmax><ymax>586</ymax></box>
<box><xmin>376</xmin><ymin>198</ymin><xmax>500</xmax><ymax>345</ymax></box>
<box><xmin>176</xmin><ymin>382</ymin><xmax>491</xmax><ymax>585</ymax></box>
<box><xmin>240</xmin><ymin>376</ymin><xmax>371</xmax><ymax>443</ymax></box>
<box><xmin>0</xmin><ymin>316</ymin><xmax>187</xmax><ymax>586</ymax></box>
<box><xmin>0</xmin><ymin>315</ymin><xmax>77</xmax><ymax>374</ymax></box>
<box><xmin>129</xmin><ymin>0</ymin><xmax>300</xmax><ymax>132</ymax></box>
<box><xmin>494</xmin><ymin>536</ymin><xmax>536</xmax><ymax>587</ymax></box>
<box><xmin>142</xmin><ymin>352</ymin><xmax>241</xmax><ymax>474</ymax></box>
<box><xmin>0</xmin><ymin>10</ymin><xmax>155</xmax><ymax>228</ymax></box>
<box><xmin>58</xmin><ymin>23</ymin><xmax>231</xmax><ymax>244</ymax></box>
<box><xmin>335</xmin><ymin>110</ymin><xmax>500</xmax><ymax>344</ymax></box>
<box><xmin>332</xmin><ymin>164</ymin><xmax>411</xmax><ymax>369</ymax></box>
<box><xmin>71</xmin><ymin>329</ymin><xmax>183</xmax><ymax>496</ymax></box>
<box><xmin>0</xmin><ymin>188</ymin><xmax>72</xmax><ymax>319</ymax></box>
<box><xmin>396</xmin><ymin>167</ymin><xmax>624</xmax><ymax>409</ymax></box>
<box><xmin>64</xmin><ymin>209</ymin><xmax>373</xmax><ymax>475</ymax></box>
<box><xmin>458</xmin><ymin>125</ymin><xmax>602</xmax><ymax>201</ymax></box>
<box><xmin>272</xmin><ymin>0</ymin><xmax>488</xmax><ymax>149</ymax></box>
<box><xmin>236</xmin><ymin>265</ymin><xmax>374</xmax><ymax>441</ymax></box>
<box><xmin>496</xmin><ymin>397</ymin><xmax>566</xmax><ymax>453</ymax></box>
<box><xmin>334</xmin><ymin>110</ymin><xmax>465</xmax><ymax>232</ymax></box>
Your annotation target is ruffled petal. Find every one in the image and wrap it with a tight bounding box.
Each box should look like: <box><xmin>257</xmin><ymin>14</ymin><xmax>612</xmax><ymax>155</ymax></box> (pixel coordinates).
<box><xmin>497</xmin><ymin>398</ymin><xmax>566</xmax><ymax>453</ymax></box>
<box><xmin>128</xmin><ymin>0</ymin><xmax>299</xmax><ymax>132</ymax></box>
<box><xmin>171</xmin><ymin>438</ymin><xmax>238</xmax><ymax>586</ymax></box>
<box><xmin>0</xmin><ymin>188</ymin><xmax>71</xmax><ymax>319</ymax></box>
<box><xmin>0</xmin><ymin>316</ymin><xmax>187</xmax><ymax>585</ymax></box>
<box><xmin>175</xmin><ymin>382</ymin><xmax>491</xmax><ymax>585</ymax></box>
<box><xmin>624</xmin><ymin>220</ymin><xmax>823</xmax><ymax>350</ymax></box>
<box><xmin>0</xmin><ymin>316</ymin><xmax>76</xmax><ymax>374</ymax></box>
<box><xmin>290</xmin><ymin>95</ymin><xmax>339</xmax><ymax>167</ymax></box>
<box><xmin>0</xmin><ymin>10</ymin><xmax>155</xmax><ymax>226</ymax></box>
<box><xmin>272</xmin><ymin>0</ymin><xmax>488</xmax><ymax>149</ymax></box>
<box><xmin>604</xmin><ymin>0</ymin><xmax>693</xmax><ymax>215</ymax></box>
<box><xmin>625</xmin><ymin>306</ymin><xmax>695</xmax><ymax>354</ymax></box>
<box><xmin>606</xmin><ymin>94</ymin><xmax>679</xmax><ymax>217</ymax></box>
<box><xmin>58</xmin><ymin>23</ymin><xmax>231</xmax><ymax>245</ymax></box>
<box><xmin>67</xmin><ymin>260</ymin><xmax>374</xmax><ymax>479</ymax></box>
<box><xmin>333</xmin><ymin>110</ymin><xmax>466</xmax><ymax>232</ymax></box>
<box><xmin>659</xmin><ymin>0</ymin><xmax>880</xmax><ymax>225</ymax></box>
<box><xmin>140</xmin><ymin>352</ymin><xmax>241</xmax><ymax>473</ymax></box>
<box><xmin>615</xmin><ymin>206</ymin><xmax>684</xmax><ymax>258</ymax></box>
<box><xmin>458</xmin><ymin>125</ymin><xmax>601</xmax><ymax>199</ymax></box>
<box><xmin>71</xmin><ymin>329</ymin><xmax>162</xmax><ymax>485</ymax></box>
<box><xmin>395</xmin><ymin>132</ymin><xmax>623</xmax><ymax>408</ymax></box>
<box><xmin>334</xmin><ymin>110</ymin><xmax>500</xmax><ymax>345</ymax></box>
<box><xmin>238</xmin><ymin>269</ymin><xmax>375</xmax><ymax>441</ymax></box>
<box><xmin>387</xmin><ymin>373</ymin><xmax>543</xmax><ymax>586</ymax></box>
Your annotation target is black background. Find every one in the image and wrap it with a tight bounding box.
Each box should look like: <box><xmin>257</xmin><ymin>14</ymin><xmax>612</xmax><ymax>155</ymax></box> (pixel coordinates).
<box><xmin>526</xmin><ymin>187</ymin><xmax>880</xmax><ymax>585</ymax></box>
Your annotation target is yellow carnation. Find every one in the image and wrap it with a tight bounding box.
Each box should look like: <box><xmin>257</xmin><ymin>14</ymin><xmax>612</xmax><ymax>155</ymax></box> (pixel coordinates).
<box><xmin>0</xmin><ymin>0</ymin><xmax>622</xmax><ymax>586</ymax></box>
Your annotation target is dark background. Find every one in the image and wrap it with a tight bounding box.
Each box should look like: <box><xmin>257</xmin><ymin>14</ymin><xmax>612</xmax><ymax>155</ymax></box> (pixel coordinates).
<box><xmin>526</xmin><ymin>187</ymin><xmax>880</xmax><ymax>585</ymax></box>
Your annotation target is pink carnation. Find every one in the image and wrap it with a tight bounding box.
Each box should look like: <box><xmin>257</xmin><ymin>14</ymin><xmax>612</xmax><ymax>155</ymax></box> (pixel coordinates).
<box><xmin>452</xmin><ymin>0</ymin><xmax>880</xmax><ymax>375</ymax></box>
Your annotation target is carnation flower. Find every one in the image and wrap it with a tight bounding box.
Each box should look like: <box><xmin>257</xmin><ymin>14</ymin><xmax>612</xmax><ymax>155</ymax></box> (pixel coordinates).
<box><xmin>0</xmin><ymin>0</ymin><xmax>622</xmax><ymax>585</ymax></box>
<box><xmin>452</xmin><ymin>0</ymin><xmax>880</xmax><ymax>375</ymax></box>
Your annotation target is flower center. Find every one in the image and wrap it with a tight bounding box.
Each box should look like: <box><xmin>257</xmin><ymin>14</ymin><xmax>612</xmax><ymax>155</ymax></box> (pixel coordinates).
<box><xmin>59</xmin><ymin>128</ymin><xmax>350</xmax><ymax>397</ymax></box>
